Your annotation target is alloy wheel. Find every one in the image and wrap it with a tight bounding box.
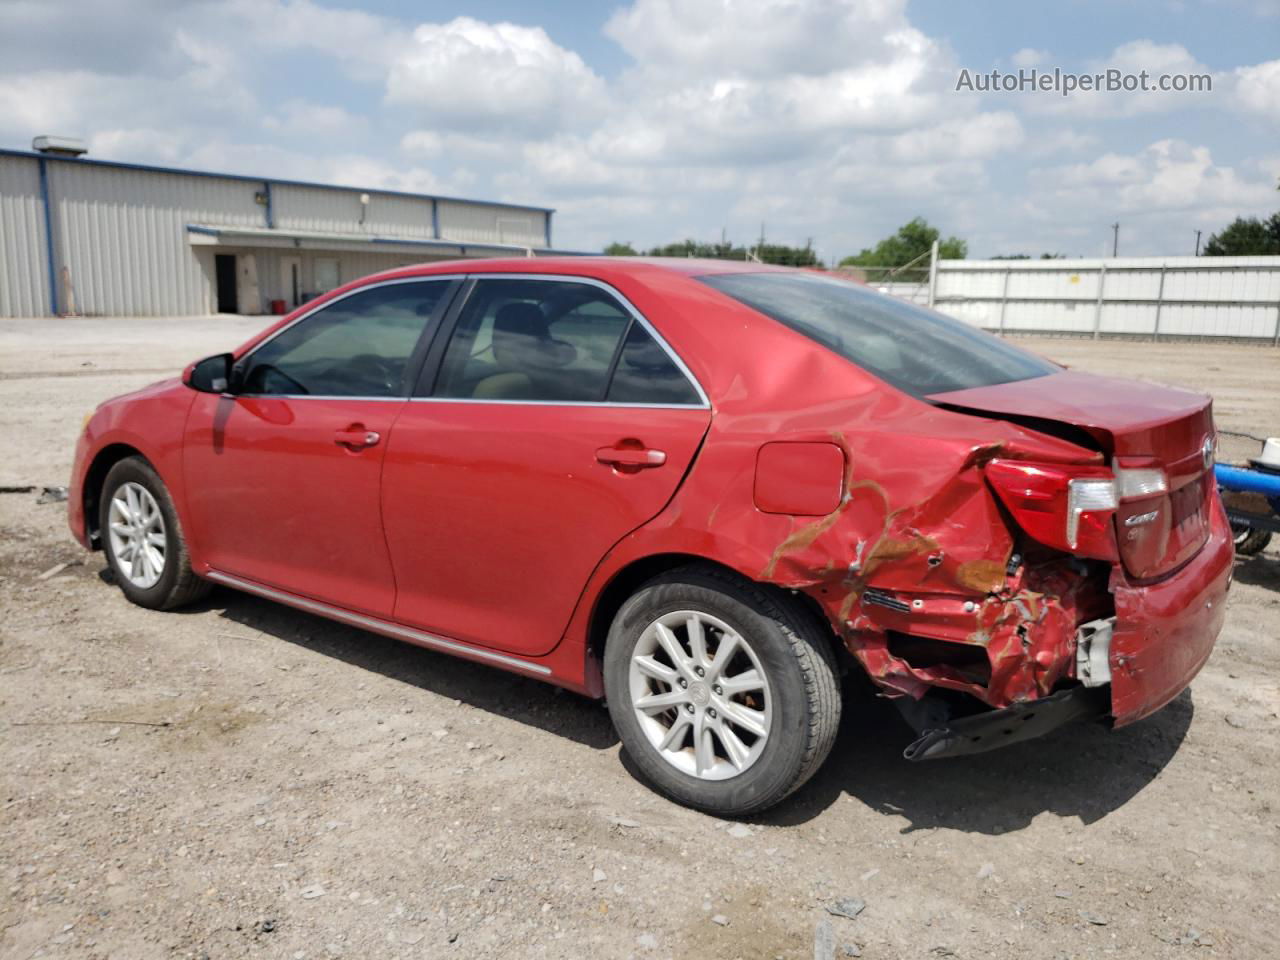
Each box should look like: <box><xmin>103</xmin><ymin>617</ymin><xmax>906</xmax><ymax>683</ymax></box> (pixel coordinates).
<box><xmin>107</xmin><ymin>481</ymin><xmax>167</xmax><ymax>589</ymax></box>
<box><xmin>628</xmin><ymin>609</ymin><xmax>773</xmax><ymax>780</ymax></box>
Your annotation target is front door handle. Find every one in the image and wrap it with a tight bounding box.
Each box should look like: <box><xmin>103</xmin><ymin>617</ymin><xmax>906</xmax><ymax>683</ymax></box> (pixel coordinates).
<box><xmin>334</xmin><ymin>426</ymin><xmax>380</xmax><ymax>450</ymax></box>
<box><xmin>596</xmin><ymin>444</ymin><xmax>666</xmax><ymax>468</ymax></box>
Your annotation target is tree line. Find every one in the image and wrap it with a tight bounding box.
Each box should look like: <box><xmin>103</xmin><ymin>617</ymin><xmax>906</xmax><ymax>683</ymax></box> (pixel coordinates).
<box><xmin>603</xmin><ymin>239</ymin><xmax>821</xmax><ymax>266</ymax></box>
<box><xmin>605</xmin><ymin>201</ymin><xmax>1280</xmax><ymax>271</ymax></box>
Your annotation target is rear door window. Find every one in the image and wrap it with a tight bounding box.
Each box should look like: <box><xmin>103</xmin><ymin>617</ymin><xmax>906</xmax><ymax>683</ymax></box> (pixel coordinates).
<box><xmin>700</xmin><ymin>272</ymin><xmax>1058</xmax><ymax>397</ymax></box>
<box><xmin>431</xmin><ymin>278</ymin><xmax>702</xmax><ymax>405</ymax></box>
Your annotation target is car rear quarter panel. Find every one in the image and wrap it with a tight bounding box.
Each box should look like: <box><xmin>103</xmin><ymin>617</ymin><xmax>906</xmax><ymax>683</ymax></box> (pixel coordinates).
<box><xmin>560</xmin><ymin>270</ymin><xmax>1108</xmax><ymax>706</ymax></box>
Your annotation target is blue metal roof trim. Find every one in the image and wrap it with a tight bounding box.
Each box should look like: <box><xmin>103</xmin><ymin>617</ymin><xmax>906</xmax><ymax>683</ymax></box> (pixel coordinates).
<box><xmin>0</xmin><ymin>147</ymin><xmax>555</xmax><ymax>215</ymax></box>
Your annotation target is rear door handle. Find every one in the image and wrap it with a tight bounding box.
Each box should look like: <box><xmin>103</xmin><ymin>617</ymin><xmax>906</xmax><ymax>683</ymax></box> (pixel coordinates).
<box><xmin>596</xmin><ymin>445</ymin><xmax>666</xmax><ymax>468</ymax></box>
<box><xmin>334</xmin><ymin>426</ymin><xmax>380</xmax><ymax>450</ymax></box>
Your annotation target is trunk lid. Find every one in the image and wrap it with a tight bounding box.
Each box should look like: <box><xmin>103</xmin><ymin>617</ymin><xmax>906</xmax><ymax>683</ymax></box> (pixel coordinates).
<box><xmin>931</xmin><ymin>370</ymin><xmax>1216</xmax><ymax>580</ymax></box>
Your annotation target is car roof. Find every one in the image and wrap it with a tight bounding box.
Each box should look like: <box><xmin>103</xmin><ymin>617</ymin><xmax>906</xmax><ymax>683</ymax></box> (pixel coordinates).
<box><xmin>361</xmin><ymin>255</ymin><xmax>795</xmax><ymax>285</ymax></box>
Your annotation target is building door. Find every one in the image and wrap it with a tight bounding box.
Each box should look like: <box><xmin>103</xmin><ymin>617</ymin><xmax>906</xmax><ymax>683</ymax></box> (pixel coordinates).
<box><xmin>280</xmin><ymin>256</ymin><xmax>302</xmax><ymax>308</ymax></box>
<box><xmin>237</xmin><ymin>254</ymin><xmax>262</xmax><ymax>315</ymax></box>
<box><xmin>215</xmin><ymin>254</ymin><xmax>237</xmax><ymax>314</ymax></box>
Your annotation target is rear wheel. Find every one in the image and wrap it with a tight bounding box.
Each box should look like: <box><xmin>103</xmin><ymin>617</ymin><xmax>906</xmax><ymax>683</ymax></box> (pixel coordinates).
<box><xmin>604</xmin><ymin>566</ymin><xmax>841</xmax><ymax>816</ymax></box>
<box><xmin>100</xmin><ymin>457</ymin><xmax>210</xmax><ymax>610</ymax></box>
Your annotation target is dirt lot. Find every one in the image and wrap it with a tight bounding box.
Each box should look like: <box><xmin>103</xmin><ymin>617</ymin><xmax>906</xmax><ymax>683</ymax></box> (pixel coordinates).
<box><xmin>2</xmin><ymin>319</ymin><xmax>1277</xmax><ymax>960</ymax></box>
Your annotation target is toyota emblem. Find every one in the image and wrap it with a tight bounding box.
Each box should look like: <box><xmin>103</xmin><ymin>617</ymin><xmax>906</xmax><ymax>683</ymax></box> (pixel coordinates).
<box><xmin>1202</xmin><ymin>435</ymin><xmax>1215</xmax><ymax>471</ymax></box>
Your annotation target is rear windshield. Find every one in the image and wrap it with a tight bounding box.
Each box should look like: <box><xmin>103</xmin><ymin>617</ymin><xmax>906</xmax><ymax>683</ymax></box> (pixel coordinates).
<box><xmin>701</xmin><ymin>272</ymin><xmax>1058</xmax><ymax>397</ymax></box>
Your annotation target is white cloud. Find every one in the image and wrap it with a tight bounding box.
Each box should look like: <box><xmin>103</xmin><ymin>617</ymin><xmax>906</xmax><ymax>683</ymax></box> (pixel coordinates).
<box><xmin>888</xmin><ymin>112</ymin><xmax>1023</xmax><ymax>161</ymax></box>
<box><xmin>263</xmin><ymin>101</ymin><xmax>366</xmax><ymax>139</ymax></box>
<box><xmin>606</xmin><ymin>0</ymin><xmax>930</xmax><ymax>79</ymax></box>
<box><xmin>1011</xmin><ymin>48</ymin><xmax>1048</xmax><ymax>68</ymax></box>
<box><xmin>1042</xmin><ymin>139</ymin><xmax>1275</xmax><ymax>217</ymax></box>
<box><xmin>1233</xmin><ymin>59</ymin><xmax>1280</xmax><ymax>121</ymax></box>
<box><xmin>385</xmin><ymin>17</ymin><xmax>605</xmax><ymax>133</ymax></box>
<box><xmin>0</xmin><ymin>0</ymin><xmax>1274</xmax><ymax>260</ymax></box>
<box><xmin>1027</xmin><ymin>40</ymin><xmax>1220</xmax><ymax>117</ymax></box>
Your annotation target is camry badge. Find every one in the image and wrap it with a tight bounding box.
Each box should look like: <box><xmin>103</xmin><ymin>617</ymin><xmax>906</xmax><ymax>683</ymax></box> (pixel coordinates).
<box><xmin>1125</xmin><ymin>510</ymin><xmax>1159</xmax><ymax>527</ymax></box>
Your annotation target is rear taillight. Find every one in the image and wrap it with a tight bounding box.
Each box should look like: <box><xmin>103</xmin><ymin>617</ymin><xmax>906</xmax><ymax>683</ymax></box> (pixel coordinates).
<box><xmin>986</xmin><ymin>460</ymin><xmax>1173</xmax><ymax>561</ymax></box>
<box><xmin>985</xmin><ymin>460</ymin><xmax>1121</xmax><ymax>560</ymax></box>
<box><xmin>1115</xmin><ymin>467</ymin><xmax>1168</xmax><ymax>499</ymax></box>
<box><xmin>1065</xmin><ymin>477</ymin><xmax>1117</xmax><ymax>551</ymax></box>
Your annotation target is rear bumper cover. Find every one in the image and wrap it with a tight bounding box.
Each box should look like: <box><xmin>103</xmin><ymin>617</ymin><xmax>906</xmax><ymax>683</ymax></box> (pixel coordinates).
<box><xmin>1108</xmin><ymin>495</ymin><xmax>1232</xmax><ymax>727</ymax></box>
<box><xmin>906</xmin><ymin>498</ymin><xmax>1232</xmax><ymax>760</ymax></box>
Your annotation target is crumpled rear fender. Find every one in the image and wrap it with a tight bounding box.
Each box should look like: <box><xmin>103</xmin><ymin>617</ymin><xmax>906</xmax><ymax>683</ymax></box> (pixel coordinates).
<box><xmin>570</xmin><ymin>390</ymin><xmax>1107</xmax><ymax>710</ymax></box>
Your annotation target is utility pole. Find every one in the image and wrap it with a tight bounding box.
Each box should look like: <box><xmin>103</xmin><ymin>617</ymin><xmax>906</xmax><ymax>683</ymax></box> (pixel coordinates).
<box><xmin>1111</xmin><ymin>222</ymin><xmax>1119</xmax><ymax>258</ymax></box>
<box><xmin>1194</xmin><ymin>230</ymin><xmax>1202</xmax><ymax>256</ymax></box>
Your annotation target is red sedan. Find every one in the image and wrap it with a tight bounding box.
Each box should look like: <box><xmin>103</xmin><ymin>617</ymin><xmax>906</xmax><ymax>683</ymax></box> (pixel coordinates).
<box><xmin>69</xmin><ymin>258</ymin><xmax>1232</xmax><ymax>815</ymax></box>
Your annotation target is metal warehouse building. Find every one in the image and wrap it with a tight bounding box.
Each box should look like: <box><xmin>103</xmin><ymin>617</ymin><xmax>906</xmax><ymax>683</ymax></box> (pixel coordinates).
<box><xmin>0</xmin><ymin>140</ymin><xmax>557</xmax><ymax>318</ymax></box>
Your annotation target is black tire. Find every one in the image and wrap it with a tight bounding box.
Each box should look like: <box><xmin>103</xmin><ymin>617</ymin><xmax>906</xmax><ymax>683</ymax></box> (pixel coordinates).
<box><xmin>99</xmin><ymin>456</ymin><xmax>211</xmax><ymax>610</ymax></box>
<box><xmin>603</xmin><ymin>565</ymin><xmax>841</xmax><ymax>816</ymax></box>
<box><xmin>1232</xmin><ymin>523</ymin><xmax>1272</xmax><ymax>557</ymax></box>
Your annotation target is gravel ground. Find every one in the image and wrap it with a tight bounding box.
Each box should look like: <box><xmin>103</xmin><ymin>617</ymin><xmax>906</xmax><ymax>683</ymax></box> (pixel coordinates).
<box><xmin>1</xmin><ymin>318</ymin><xmax>1277</xmax><ymax>960</ymax></box>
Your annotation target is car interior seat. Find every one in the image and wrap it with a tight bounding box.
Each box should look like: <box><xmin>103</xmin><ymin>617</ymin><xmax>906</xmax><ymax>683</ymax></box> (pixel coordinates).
<box><xmin>473</xmin><ymin>301</ymin><xmax>575</xmax><ymax>399</ymax></box>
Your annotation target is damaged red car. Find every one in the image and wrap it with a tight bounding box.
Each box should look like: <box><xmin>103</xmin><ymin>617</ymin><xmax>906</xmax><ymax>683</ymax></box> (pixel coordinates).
<box><xmin>69</xmin><ymin>258</ymin><xmax>1233</xmax><ymax>815</ymax></box>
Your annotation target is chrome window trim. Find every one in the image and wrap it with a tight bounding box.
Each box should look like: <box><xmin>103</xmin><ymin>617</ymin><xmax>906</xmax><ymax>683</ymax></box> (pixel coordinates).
<box><xmin>205</xmin><ymin>570</ymin><xmax>553</xmax><ymax>677</ymax></box>
<box><xmin>448</xmin><ymin>273</ymin><xmax>709</xmax><ymax>409</ymax></box>
<box><xmin>232</xmin><ymin>271</ymin><xmax>711</xmax><ymax>409</ymax></box>
<box><xmin>407</xmin><ymin>397</ymin><xmax>706</xmax><ymax>410</ymax></box>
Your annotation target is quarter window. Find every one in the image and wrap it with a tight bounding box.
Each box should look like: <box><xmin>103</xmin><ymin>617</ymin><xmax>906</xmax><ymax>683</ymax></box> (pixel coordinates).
<box><xmin>606</xmin><ymin>323</ymin><xmax>702</xmax><ymax>405</ymax></box>
<box><xmin>239</xmin><ymin>280</ymin><xmax>450</xmax><ymax>397</ymax></box>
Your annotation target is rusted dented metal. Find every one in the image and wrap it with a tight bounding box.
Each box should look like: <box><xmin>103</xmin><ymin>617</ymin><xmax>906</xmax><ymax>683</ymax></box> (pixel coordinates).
<box><xmin>752</xmin><ymin>431</ymin><xmax>1115</xmax><ymax>710</ymax></box>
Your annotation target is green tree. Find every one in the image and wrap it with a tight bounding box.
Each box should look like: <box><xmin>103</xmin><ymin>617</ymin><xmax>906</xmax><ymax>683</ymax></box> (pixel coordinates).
<box><xmin>1202</xmin><ymin>213</ymin><xmax>1280</xmax><ymax>256</ymax></box>
<box><xmin>603</xmin><ymin>241</ymin><xmax>638</xmax><ymax>256</ymax></box>
<box><xmin>839</xmin><ymin>217</ymin><xmax>967</xmax><ymax>277</ymax></box>
<box><xmin>632</xmin><ymin>237</ymin><xmax>819</xmax><ymax>266</ymax></box>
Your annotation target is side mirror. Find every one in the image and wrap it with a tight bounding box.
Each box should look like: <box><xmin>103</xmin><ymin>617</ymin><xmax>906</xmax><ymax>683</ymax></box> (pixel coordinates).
<box><xmin>184</xmin><ymin>353</ymin><xmax>234</xmax><ymax>394</ymax></box>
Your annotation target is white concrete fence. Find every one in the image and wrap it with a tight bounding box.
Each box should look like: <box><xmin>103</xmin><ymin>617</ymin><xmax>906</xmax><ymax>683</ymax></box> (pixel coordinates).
<box><xmin>878</xmin><ymin>254</ymin><xmax>1280</xmax><ymax>344</ymax></box>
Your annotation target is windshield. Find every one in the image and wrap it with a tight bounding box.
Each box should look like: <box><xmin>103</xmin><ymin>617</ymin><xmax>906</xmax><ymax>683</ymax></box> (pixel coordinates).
<box><xmin>700</xmin><ymin>272</ymin><xmax>1059</xmax><ymax>397</ymax></box>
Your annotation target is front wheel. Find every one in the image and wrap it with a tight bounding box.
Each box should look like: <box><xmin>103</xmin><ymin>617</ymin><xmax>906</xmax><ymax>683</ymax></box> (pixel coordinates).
<box><xmin>604</xmin><ymin>566</ymin><xmax>841</xmax><ymax>816</ymax></box>
<box><xmin>99</xmin><ymin>457</ymin><xmax>211</xmax><ymax>610</ymax></box>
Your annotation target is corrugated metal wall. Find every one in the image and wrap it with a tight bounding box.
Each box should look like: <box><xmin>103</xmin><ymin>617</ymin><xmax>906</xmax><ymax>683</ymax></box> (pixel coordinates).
<box><xmin>248</xmin><ymin>247</ymin><xmax>455</xmax><ymax>307</ymax></box>
<box><xmin>50</xmin><ymin>161</ymin><xmax>264</xmax><ymax>316</ymax></box>
<box><xmin>0</xmin><ymin>151</ymin><xmax>553</xmax><ymax>317</ymax></box>
<box><xmin>272</xmin><ymin>184</ymin><xmax>439</xmax><ymax>240</ymax></box>
<box><xmin>883</xmin><ymin>257</ymin><xmax>1280</xmax><ymax>342</ymax></box>
<box><xmin>437</xmin><ymin>199</ymin><xmax>544</xmax><ymax>246</ymax></box>
<box><xmin>0</xmin><ymin>155</ymin><xmax>51</xmax><ymax>316</ymax></box>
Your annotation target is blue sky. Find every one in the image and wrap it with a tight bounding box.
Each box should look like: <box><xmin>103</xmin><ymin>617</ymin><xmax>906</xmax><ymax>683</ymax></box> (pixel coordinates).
<box><xmin>1</xmin><ymin>0</ymin><xmax>1276</xmax><ymax>259</ymax></box>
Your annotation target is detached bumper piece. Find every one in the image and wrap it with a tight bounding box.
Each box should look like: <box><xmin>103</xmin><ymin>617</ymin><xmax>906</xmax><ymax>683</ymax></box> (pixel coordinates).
<box><xmin>903</xmin><ymin>685</ymin><xmax>1111</xmax><ymax>762</ymax></box>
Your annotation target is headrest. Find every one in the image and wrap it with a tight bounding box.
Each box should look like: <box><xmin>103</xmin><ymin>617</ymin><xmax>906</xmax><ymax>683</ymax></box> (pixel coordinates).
<box><xmin>491</xmin><ymin>301</ymin><xmax>575</xmax><ymax>369</ymax></box>
<box><xmin>494</xmin><ymin>301</ymin><xmax>549</xmax><ymax>338</ymax></box>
